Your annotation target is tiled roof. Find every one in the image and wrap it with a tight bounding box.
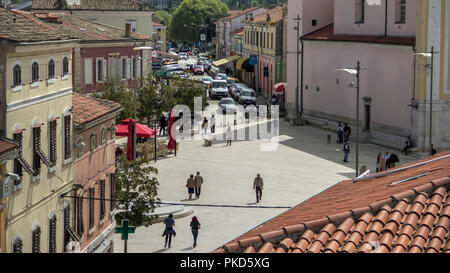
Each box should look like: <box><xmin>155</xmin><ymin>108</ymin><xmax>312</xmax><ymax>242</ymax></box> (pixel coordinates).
<box><xmin>246</xmin><ymin>6</ymin><xmax>284</xmax><ymax>24</ymax></box>
<box><xmin>29</xmin><ymin>12</ymin><xmax>150</xmax><ymax>41</ymax></box>
<box><xmin>73</xmin><ymin>93</ymin><xmax>122</xmax><ymax>126</ymax></box>
<box><xmin>222</xmin><ymin>7</ymin><xmax>263</xmax><ymax>21</ymax></box>
<box><xmin>214</xmin><ymin>151</ymin><xmax>450</xmax><ymax>253</ymax></box>
<box><xmin>0</xmin><ymin>138</ymin><xmax>18</xmax><ymax>155</ymax></box>
<box><xmin>302</xmin><ymin>24</ymin><xmax>415</xmax><ymax>46</ymax></box>
<box><xmin>0</xmin><ymin>8</ymin><xmax>75</xmax><ymax>42</ymax></box>
<box><xmin>32</xmin><ymin>0</ymin><xmax>147</xmax><ymax>11</ymax></box>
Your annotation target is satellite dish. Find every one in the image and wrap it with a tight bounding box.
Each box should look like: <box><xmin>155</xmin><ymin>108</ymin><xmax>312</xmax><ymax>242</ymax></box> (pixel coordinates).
<box><xmin>66</xmin><ymin>241</ymin><xmax>81</xmax><ymax>253</ymax></box>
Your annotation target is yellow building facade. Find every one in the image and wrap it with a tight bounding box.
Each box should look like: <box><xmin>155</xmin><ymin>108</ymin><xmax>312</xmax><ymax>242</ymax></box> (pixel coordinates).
<box><xmin>0</xmin><ymin>8</ymin><xmax>79</xmax><ymax>252</ymax></box>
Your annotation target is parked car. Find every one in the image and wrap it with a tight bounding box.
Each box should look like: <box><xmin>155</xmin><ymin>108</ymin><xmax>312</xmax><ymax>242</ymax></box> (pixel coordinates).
<box><xmin>239</xmin><ymin>88</ymin><xmax>256</xmax><ymax>105</ymax></box>
<box><xmin>193</xmin><ymin>65</ymin><xmax>204</xmax><ymax>75</ymax></box>
<box><xmin>202</xmin><ymin>76</ymin><xmax>213</xmax><ymax>87</ymax></box>
<box><xmin>218</xmin><ymin>97</ymin><xmax>237</xmax><ymax>114</ymax></box>
<box><xmin>210</xmin><ymin>80</ymin><xmax>229</xmax><ymax>100</ymax></box>
<box><xmin>202</xmin><ymin>60</ymin><xmax>211</xmax><ymax>71</ymax></box>
<box><xmin>185</xmin><ymin>63</ymin><xmax>194</xmax><ymax>72</ymax></box>
<box><xmin>230</xmin><ymin>83</ymin><xmax>247</xmax><ymax>101</ymax></box>
<box><xmin>179</xmin><ymin>52</ymin><xmax>188</xmax><ymax>60</ymax></box>
<box><xmin>215</xmin><ymin>73</ymin><xmax>227</xmax><ymax>81</ymax></box>
<box><xmin>227</xmin><ymin>77</ymin><xmax>239</xmax><ymax>85</ymax></box>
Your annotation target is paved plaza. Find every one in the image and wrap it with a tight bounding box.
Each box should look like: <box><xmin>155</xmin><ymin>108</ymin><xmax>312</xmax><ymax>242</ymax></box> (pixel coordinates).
<box><xmin>113</xmin><ymin>117</ymin><xmax>421</xmax><ymax>253</ymax></box>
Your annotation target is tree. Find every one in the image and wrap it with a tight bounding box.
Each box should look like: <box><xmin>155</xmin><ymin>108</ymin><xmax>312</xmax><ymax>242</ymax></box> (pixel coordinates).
<box><xmin>114</xmin><ymin>157</ymin><xmax>160</xmax><ymax>227</ymax></box>
<box><xmin>137</xmin><ymin>78</ymin><xmax>177</xmax><ymax>124</ymax></box>
<box><xmin>169</xmin><ymin>0</ymin><xmax>228</xmax><ymax>42</ymax></box>
<box><xmin>92</xmin><ymin>78</ymin><xmax>134</xmax><ymax>123</ymax></box>
<box><xmin>171</xmin><ymin>78</ymin><xmax>207</xmax><ymax>111</ymax></box>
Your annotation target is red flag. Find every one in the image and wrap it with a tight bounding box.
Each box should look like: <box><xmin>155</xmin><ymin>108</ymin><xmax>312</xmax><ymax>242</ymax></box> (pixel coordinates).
<box><xmin>167</xmin><ymin>110</ymin><xmax>176</xmax><ymax>150</ymax></box>
<box><xmin>126</xmin><ymin>119</ymin><xmax>134</xmax><ymax>161</ymax></box>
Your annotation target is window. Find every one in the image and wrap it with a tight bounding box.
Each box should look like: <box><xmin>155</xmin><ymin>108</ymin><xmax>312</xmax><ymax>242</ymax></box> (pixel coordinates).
<box><xmin>122</xmin><ymin>59</ymin><xmax>127</xmax><ymax>79</ymax></box>
<box><xmin>48</xmin><ymin>60</ymin><xmax>55</xmax><ymax>79</ymax></box>
<box><xmin>63</xmin><ymin>205</ymin><xmax>70</xmax><ymax>250</ymax></box>
<box><xmin>89</xmin><ymin>133</ymin><xmax>97</xmax><ymax>152</ymax></box>
<box><xmin>84</xmin><ymin>59</ymin><xmax>93</xmax><ymax>84</ymax></box>
<box><xmin>100</xmin><ymin>128</ymin><xmax>106</xmax><ymax>145</ymax></box>
<box><xmin>271</xmin><ymin>33</ymin><xmax>273</xmax><ymax>49</ymax></box>
<box><xmin>31</xmin><ymin>62</ymin><xmax>39</xmax><ymax>83</ymax></box>
<box><xmin>97</xmin><ymin>59</ymin><xmax>104</xmax><ymax>82</ymax></box>
<box><xmin>13</xmin><ymin>64</ymin><xmax>21</xmax><ymax>87</ymax></box>
<box><xmin>100</xmin><ymin>180</ymin><xmax>105</xmax><ymax>220</ymax></box>
<box><xmin>64</xmin><ymin>115</ymin><xmax>72</xmax><ymax>160</ymax></box>
<box><xmin>63</xmin><ymin>57</ymin><xmax>69</xmax><ymax>76</ymax></box>
<box><xmin>395</xmin><ymin>0</ymin><xmax>406</xmax><ymax>24</ymax></box>
<box><xmin>12</xmin><ymin>237</ymin><xmax>23</xmax><ymax>253</ymax></box>
<box><xmin>132</xmin><ymin>57</ymin><xmax>137</xmax><ymax>79</ymax></box>
<box><xmin>13</xmin><ymin>131</ymin><xmax>34</xmax><ymax>178</ymax></box>
<box><xmin>110</xmin><ymin>173</ymin><xmax>115</xmax><ymax>211</ymax></box>
<box><xmin>49</xmin><ymin>215</ymin><xmax>57</xmax><ymax>253</ymax></box>
<box><xmin>355</xmin><ymin>0</ymin><xmax>365</xmax><ymax>23</ymax></box>
<box><xmin>77</xmin><ymin>139</ymin><xmax>84</xmax><ymax>159</ymax></box>
<box><xmin>49</xmin><ymin>119</ymin><xmax>57</xmax><ymax>165</ymax></box>
<box><xmin>110</xmin><ymin>123</ymin><xmax>115</xmax><ymax>140</ymax></box>
<box><xmin>33</xmin><ymin>125</ymin><xmax>54</xmax><ymax>174</ymax></box>
<box><xmin>32</xmin><ymin>225</ymin><xmax>41</xmax><ymax>253</ymax></box>
<box><xmin>89</xmin><ymin>188</ymin><xmax>95</xmax><ymax>229</ymax></box>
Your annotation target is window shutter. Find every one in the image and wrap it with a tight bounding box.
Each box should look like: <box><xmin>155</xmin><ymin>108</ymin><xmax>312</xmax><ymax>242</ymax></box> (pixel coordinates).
<box><xmin>13</xmin><ymin>238</ymin><xmax>23</xmax><ymax>253</ymax></box>
<box><xmin>136</xmin><ymin>58</ymin><xmax>141</xmax><ymax>81</ymax></box>
<box><xmin>116</xmin><ymin>58</ymin><xmax>121</xmax><ymax>78</ymax></box>
<box><xmin>13</xmin><ymin>132</ymin><xmax>23</xmax><ymax>178</ymax></box>
<box><xmin>110</xmin><ymin>173</ymin><xmax>115</xmax><ymax>211</ymax></box>
<box><xmin>64</xmin><ymin>115</ymin><xmax>71</xmax><ymax>160</ymax></box>
<box><xmin>95</xmin><ymin>59</ymin><xmax>100</xmax><ymax>82</ymax></box>
<box><xmin>126</xmin><ymin>58</ymin><xmax>131</xmax><ymax>79</ymax></box>
<box><xmin>63</xmin><ymin>205</ymin><xmax>70</xmax><ymax>250</ymax></box>
<box><xmin>100</xmin><ymin>180</ymin><xmax>105</xmax><ymax>220</ymax></box>
<box><xmin>76</xmin><ymin>196</ymin><xmax>84</xmax><ymax>236</ymax></box>
<box><xmin>89</xmin><ymin>188</ymin><xmax>95</xmax><ymax>229</ymax></box>
<box><xmin>131</xmin><ymin>57</ymin><xmax>135</xmax><ymax>79</ymax></box>
<box><xmin>32</xmin><ymin>226</ymin><xmax>41</xmax><ymax>253</ymax></box>
<box><xmin>33</xmin><ymin>126</ymin><xmax>41</xmax><ymax>175</ymax></box>
<box><xmin>49</xmin><ymin>215</ymin><xmax>57</xmax><ymax>253</ymax></box>
<box><xmin>103</xmin><ymin>59</ymin><xmax>107</xmax><ymax>82</ymax></box>
<box><xmin>107</xmin><ymin>58</ymin><xmax>113</xmax><ymax>79</ymax></box>
<box><xmin>49</xmin><ymin>120</ymin><xmax>57</xmax><ymax>165</ymax></box>
<box><xmin>84</xmin><ymin>59</ymin><xmax>92</xmax><ymax>84</ymax></box>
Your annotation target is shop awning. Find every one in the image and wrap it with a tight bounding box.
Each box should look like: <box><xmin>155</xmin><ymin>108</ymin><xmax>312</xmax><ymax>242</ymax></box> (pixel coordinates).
<box><xmin>273</xmin><ymin>82</ymin><xmax>286</xmax><ymax>93</ymax></box>
<box><xmin>212</xmin><ymin>55</ymin><xmax>241</xmax><ymax>66</ymax></box>
<box><xmin>236</xmin><ymin>56</ymin><xmax>249</xmax><ymax>70</ymax></box>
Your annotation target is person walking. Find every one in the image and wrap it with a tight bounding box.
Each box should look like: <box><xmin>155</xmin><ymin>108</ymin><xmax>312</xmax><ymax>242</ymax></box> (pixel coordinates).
<box><xmin>186</xmin><ymin>174</ymin><xmax>196</xmax><ymax>199</ymax></box>
<box><xmin>344</xmin><ymin>123</ymin><xmax>351</xmax><ymax>142</ymax></box>
<box><xmin>379</xmin><ymin>153</ymin><xmax>386</xmax><ymax>172</ymax></box>
<box><xmin>337</xmin><ymin>122</ymin><xmax>344</xmax><ymax>144</ymax></box>
<box><xmin>384</xmin><ymin>152</ymin><xmax>390</xmax><ymax>170</ymax></box>
<box><xmin>162</xmin><ymin>214</ymin><xmax>176</xmax><ymax>248</ymax></box>
<box><xmin>194</xmin><ymin>171</ymin><xmax>203</xmax><ymax>198</ymax></box>
<box><xmin>190</xmin><ymin>216</ymin><xmax>201</xmax><ymax>248</ymax></box>
<box><xmin>210</xmin><ymin>114</ymin><xmax>216</xmax><ymax>133</ymax></box>
<box><xmin>253</xmin><ymin>174</ymin><xmax>264</xmax><ymax>203</ymax></box>
<box><xmin>226</xmin><ymin>125</ymin><xmax>232</xmax><ymax>146</ymax></box>
<box><xmin>402</xmin><ymin>136</ymin><xmax>413</xmax><ymax>155</ymax></box>
<box><xmin>431</xmin><ymin>144</ymin><xmax>437</xmax><ymax>155</ymax></box>
<box><xmin>343</xmin><ymin>141</ymin><xmax>350</xmax><ymax>162</ymax></box>
<box><xmin>202</xmin><ymin>117</ymin><xmax>209</xmax><ymax>135</ymax></box>
<box><xmin>376</xmin><ymin>152</ymin><xmax>382</xmax><ymax>172</ymax></box>
<box><xmin>159</xmin><ymin>114</ymin><xmax>167</xmax><ymax>136</ymax></box>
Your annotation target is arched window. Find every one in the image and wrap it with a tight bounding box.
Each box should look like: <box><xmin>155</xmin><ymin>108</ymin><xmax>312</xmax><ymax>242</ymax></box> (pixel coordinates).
<box><xmin>13</xmin><ymin>64</ymin><xmax>21</xmax><ymax>87</ymax></box>
<box><xmin>77</xmin><ymin>138</ymin><xmax>84</xmax><ymax>159</ymax></box>
<box><xmin>48</xmin><ymin>59</ymin><xmax>55</xmax><ymax>79</ymax></box>
<box><xmin>32</xmin><ymin>225</ymin><xmax>41</xmax><ymax>253</ymax></box>
<box><xmin>110</xmin><ymin>123</ymin><xmax>115</xmax><ymax>140</ymax></box>
<box><xmin>13</xmin><ymin>237</ymin><xmax>23</xmax><ymax>253</ymax></box>
<box><xmin>31</xmin><ymin>62</ymin><xmax>39</xmax><ymax>83</ymax></box>
<box><xmin>89</xmin><ymin>133</ymin><xmax>97</xmax><ymax>152</ymax></box>
<box><xmin>63</xmin><ymin>57</ymin><xmax>69</xmax><ymax>76</ymax></box>
<box><xmin>100</xmin><ymin>128</ymin><xmax>106</xmax><ymax>145</ymax></box>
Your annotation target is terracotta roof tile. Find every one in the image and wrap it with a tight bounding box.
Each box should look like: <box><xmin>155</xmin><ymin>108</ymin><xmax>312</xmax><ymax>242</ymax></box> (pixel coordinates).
<box><xmin>0</xmin><ymin>138</ymin><xmax>18</xmax><ymax>155</ymax></box>
<box><xmin>32</xmin><ymin>0</ymin><xmax>147</xmax><ymax>11</ymax></box>
<box><xmin>216</xmin><ymin>153</ymin><xmax>450</xmax><ymax>253</ymax></box>
<box><xmin>246</xmin><ymin>6</ymin><xmax>284</xmax><ymax>24</ymax></box>
<box><xmin>72</xmin><ymin>93</ymin><xmax>122</xmax><ymax>126</ymax></box>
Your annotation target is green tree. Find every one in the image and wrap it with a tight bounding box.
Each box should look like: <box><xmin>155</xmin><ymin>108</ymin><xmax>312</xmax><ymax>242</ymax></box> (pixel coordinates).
<box><xmin>171</xmin><ymin>79</ymin><xmax>207</xmax><ymax>111</ymax></box>
<box><xmin>169</xmin><ymin>0</ymin><xmax>228</xmax><ymax>42</ymax></box>
<box><xmin>155</xmin><ymin>10</ymin><xmax>172</xmax><ymax>26</ymax></box>
<box><xmin>115</xmin><ymin>157</ymin><xmax>160</xmax><ymax>227</ymax></box>
<box><xmin>92</xmin><ymin>78</ymin><xmax>134</xmax><ymax>123</ymax></box>
<box><xmin>137</xmin><ymin>78</ymin><xmax>177</xmax><ymax>124</ymax></box>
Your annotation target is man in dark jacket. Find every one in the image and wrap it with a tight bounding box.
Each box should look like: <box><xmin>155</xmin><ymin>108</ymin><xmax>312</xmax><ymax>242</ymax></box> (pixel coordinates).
<box><xmin>343</xmin><ymin>141</ymin><xmax>350</xmax><ymax>162</ymax></box>
<box><xmin>159</xmin><ymin>115</ymin><xmax>167</xmax><ymax>136</ymax></box>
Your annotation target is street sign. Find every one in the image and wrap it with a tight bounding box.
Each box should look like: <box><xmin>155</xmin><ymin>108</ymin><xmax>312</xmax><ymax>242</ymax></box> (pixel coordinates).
<box><xmin>249</xmin><ymin>55</ymin><xmax>258</xmax><ymax>66</ymax></box>
<box><xmin>200</xmin><ymin>34</ymin><xmax>206</xmax><ymax>41</ymax></box>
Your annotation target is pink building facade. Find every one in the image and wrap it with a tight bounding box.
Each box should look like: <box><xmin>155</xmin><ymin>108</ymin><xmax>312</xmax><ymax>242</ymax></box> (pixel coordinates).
<box><xmin>72</xmin><ymin>93</ymin><xmax>122</xmax><ymax>253</ymax></box>
<box><xmin>286</xmin><ymin>0</ymin><xmax>419</xmax><ymax>149</ymax></box>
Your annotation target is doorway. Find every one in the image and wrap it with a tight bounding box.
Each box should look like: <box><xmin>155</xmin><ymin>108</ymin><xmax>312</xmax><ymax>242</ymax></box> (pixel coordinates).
<box><xmin>364</xmin><ymin>104</ymin><xmax>371</xmax><ymax>130</ymax></box>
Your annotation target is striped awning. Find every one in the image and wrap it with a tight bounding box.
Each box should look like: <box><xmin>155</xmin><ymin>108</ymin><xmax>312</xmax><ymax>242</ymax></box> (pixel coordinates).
<box><xmin>236</xmin><ymin>56</ymin><xmax>249</xmax><ymax>70</ymax></box>
<box><xmin>212</xmin><ymin>55</ymin><xmax>241</xmax><ymax>66</ymax></box>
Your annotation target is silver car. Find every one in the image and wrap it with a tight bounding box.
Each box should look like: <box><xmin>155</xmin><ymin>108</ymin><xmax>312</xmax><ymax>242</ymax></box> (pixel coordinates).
<box><xmin>239</xmin><ymin>88</ymin><xmax>256</xmax><ymax>105</ymax></box>
<box><xmin>230</xmin><ymin>83</ymin><xmax>246</xmax><ymax>101</ymax></box>
<box><xmin>218</xmin><ymin>97</ymin><xmax>237</xmax><ymax>114</ymax></box>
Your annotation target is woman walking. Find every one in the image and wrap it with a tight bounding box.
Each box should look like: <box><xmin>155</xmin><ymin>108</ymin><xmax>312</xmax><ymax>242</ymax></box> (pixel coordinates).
<box><xmin>202</xmin><ymin>117</ymin><xmax>209</xmax><ymax>135</ymax></box>
<box><xmin>226</xmin><ymin>125</ymin><xmax>232</xmax><ymax>146</ymax></box>
<box><xmin>190</xmin><ymin>216</ymin><xmax>201</xmax><ymax>248</ymax></box>
<box><xmin>162</xmin><ymin>214</ymin><xmax>176</xmax><ymax>248</ymax></box>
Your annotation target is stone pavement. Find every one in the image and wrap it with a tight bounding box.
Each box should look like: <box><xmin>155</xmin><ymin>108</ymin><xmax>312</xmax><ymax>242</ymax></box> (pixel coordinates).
<box><xmin>113</xmin><ymin>117</ymin><xmax>421</xmax><ymax>253</ymax></box>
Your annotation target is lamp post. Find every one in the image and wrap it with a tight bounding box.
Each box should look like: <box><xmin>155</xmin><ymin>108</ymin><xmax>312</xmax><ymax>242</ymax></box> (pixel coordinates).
<box><xmin>335</xmin><ymin>62</ymin><xmax>366</xmax><ymax>177</ymax></box>
<box><xmin>292</xmin><ymin>14</ymin><xmax>302</xmax><ymax>118</ymax></box>
<box><xmin>414</xmin><ymin>47</ymin><xmax>439</xmax><ymax>155</ymax></box>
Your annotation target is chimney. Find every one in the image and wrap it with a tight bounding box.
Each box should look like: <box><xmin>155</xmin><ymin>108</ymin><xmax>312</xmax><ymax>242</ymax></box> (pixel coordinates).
<box><xmin>125</xmin><ymin>23</ymin><xmax>131</xmax><ymax>37</ymax></box>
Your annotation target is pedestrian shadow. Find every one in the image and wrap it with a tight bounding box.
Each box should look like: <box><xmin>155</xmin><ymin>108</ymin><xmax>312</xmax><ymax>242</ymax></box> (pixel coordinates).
<box><xmin>180</xmin><ymin>198</ymin><xmax>198</xmax><ymax>202</ymax></box>
<box><xmin>337</xmin><ymin>172</ymin><xmax>356</xmax><ymax>179</ymax></box>
<box><xmin>153</xmin><ymin>248</ymin><xmax>169</xmax><ymax>253</ymax></box>
<box><xmin>246</xmin><ymin>202</ymin><xmax>258</xmax><ymax>205</ymax></box>
<box><xmin>181</xmin><ymin>247</ymin><xmax>194</xmax><ymax>251</ymax></box>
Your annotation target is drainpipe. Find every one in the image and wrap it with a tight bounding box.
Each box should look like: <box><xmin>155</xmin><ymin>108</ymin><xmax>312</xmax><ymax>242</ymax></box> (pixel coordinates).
<box><xmin>300</xmin><ymin>39</ymin><xmax>304</xmax><ymax>116</ymax></box>
<box><xmin>384</xmin><ymin>0</ymin><xmax>388</xmax><ymax>36</ymax></box>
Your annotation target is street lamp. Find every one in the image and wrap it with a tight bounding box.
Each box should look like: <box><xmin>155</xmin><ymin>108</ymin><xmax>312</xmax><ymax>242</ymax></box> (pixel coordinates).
<box><xmin>291</xmin><ymin>14</ymin><xmax>302</xmax><ymax>118</ymax></box>
<box><xmin>335</xmin><ymin>61</ymin><xmax>366</xmax><ymax>177</ymax></box>
<box><xmin>414</xmin><ymin>46</ymin><xmax>439</xmax><ymax>155</ymax></box>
